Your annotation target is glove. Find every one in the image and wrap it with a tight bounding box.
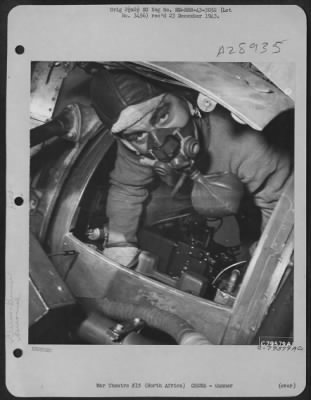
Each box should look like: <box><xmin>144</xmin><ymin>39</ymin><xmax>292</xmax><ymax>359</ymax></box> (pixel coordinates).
<box><xmin>86</xmin><ymin>228</ymin><xmax>105</xmax><ymax>241</ymax></box>
<box><xmin>103</xmin><ymin>244</ymin><xmax>140</xmax><ymax>268</ymax></box>
<box><xmin>86</xmin><ymin>226</ymin><xmax>109</xmax><ymax>247</ymax></box>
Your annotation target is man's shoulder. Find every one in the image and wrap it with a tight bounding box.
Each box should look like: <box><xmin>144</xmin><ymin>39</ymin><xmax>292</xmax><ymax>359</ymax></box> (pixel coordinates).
<box><xmin>207</xmin><ymin>106</ymin><xmax>264</xmax><ymax>146</ymax></box>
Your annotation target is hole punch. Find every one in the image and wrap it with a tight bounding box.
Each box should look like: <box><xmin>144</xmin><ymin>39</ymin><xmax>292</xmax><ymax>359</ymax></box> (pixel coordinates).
<box><xmin>14</xmin><ymin>196</ymin><xmax>24</xmax><ymax>206</ymax></box>
<box><xmin>15</xmin><ymin>45</ymin><xmax>24</xmax><ymax>55</ymax></box>
<box><xmin>13</xmin><ymin>348</ymin><xmax>23</xmax><ymax>358</ymax></box>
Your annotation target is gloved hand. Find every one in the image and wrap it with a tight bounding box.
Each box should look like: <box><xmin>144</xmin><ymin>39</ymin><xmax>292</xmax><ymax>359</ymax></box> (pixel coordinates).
<box><xmin>86</xmin><ymin>226</ymin><xmax>109</xmax><ymax>246</ymax></box>
<box><xmin>86</xmin><ymin>228</ymin><xmax>105</xmax><ymax>241</ymax></box>
<box><xmin>103</xmin><ymin>245</ymin><xmax>140</xmax><ymax>268</ymax></box>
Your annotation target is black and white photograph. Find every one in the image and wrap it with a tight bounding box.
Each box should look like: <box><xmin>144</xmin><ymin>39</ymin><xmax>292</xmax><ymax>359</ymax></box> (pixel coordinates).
<box><xmin>29</xmin><ymin>61</ymin><xmax>295</xmax><ymax>347</ymax></box>
<box><xmin>5</xmin><ymin>5</ymin><xmax>307</xmax><ymax>397</ymax></box>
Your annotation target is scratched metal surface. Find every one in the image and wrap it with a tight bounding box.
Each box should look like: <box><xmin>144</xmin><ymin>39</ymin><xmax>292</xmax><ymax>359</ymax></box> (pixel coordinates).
<box><xmin>29</xmin><ymin>233</ymin><xmax>75</xmax><ymax>326</ymax></box>
<box><xmin>106</xmin><ymin>270</ymin><xmax>232</xmax><ymax>344</ymax></box>
<box><xmin>51</xmin><ymin>234</ymin><xmax>232</xmax><ymax>345</ymax></box>
<box><xmin>253</xmin><ymin>62</ymin><xmax>295</xmax><ymax>100</ymax></box>
<box><xmin>30</xmin><ymin>62</ymin><xmax>74</xmax><ymax>127</ymax></box>
<box><xmin>45</xmin><ymin>139</ymin><xmax>233</xmax><ymax>345</ymax></box>
<box><xmin>222</xmin><ymin>176</ymin><xmax>294</xmax><ymax>344</ymax></box>
<box><xmin>138</xmin><ymin>62</ymin><xmax>294</xmax><ymax>131</ymax></box>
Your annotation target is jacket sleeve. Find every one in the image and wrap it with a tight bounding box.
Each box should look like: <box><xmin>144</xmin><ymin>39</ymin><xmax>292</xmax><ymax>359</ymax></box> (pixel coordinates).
<box><xmin>106</xmin><ymin>142</ymin><xmax>154</xmax><ymax>244</ymax></box>
<box><xmin>230</xmin><ymin>131</ymin><xmax>292</xmax><ymax>230</ymax></box>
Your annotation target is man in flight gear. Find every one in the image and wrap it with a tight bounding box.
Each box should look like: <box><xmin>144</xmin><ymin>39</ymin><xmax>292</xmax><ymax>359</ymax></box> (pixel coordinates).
<box><xmin>89</xmin><ymin>68</ymin><xmax>292</xmax><ymax>266</ymax></box>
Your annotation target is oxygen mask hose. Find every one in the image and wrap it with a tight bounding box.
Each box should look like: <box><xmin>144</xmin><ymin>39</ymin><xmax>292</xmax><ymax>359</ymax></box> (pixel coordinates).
<box><xmin>93</xmin><ymin>297</ymin><xmax>213</xmax><ymax>345</ymax></box>
<box><xmin>190</xmin><ymin>170</ymin><xmax>244</xmax><ymax>217</ymax></box>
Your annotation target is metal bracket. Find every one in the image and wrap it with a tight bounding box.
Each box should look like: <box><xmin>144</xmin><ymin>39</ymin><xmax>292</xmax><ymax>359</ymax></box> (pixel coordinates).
<box><xmin>108</xmin><ymin>318</ymin><xmax>145</xmax><ymax>342</ymax></box>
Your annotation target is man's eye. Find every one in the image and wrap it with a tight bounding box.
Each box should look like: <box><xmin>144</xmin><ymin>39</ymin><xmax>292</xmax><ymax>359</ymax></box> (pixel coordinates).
<box><xmin>158</xmin><ymin>112</ymin><xmax>169</xmax><ymax>124</ymax></box>
<box><xmin>151</xmin><ymin>103</ymin><xmax>170</xmax><ymax>126</ymax></box>
<box><xmin>128</xmin><ymin>132</ymin><xmax>147</xmax><ymax>142</ymax></box>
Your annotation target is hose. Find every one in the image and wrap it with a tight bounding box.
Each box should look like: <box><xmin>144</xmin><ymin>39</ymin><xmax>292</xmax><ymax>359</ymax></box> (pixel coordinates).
<box><xmin>30</xmin><ymin>118</ymin><xmax>68</xmax><ymax>147</ymax></box>
<box><xmin>30</xmin><ymin>105</ymin><xmax>75</xmax><ymax>147</ymax></box>
<box><xmin>93</xmin><ymin>297</ymin><xmax>212</xmax><ymax>345</ymax></box>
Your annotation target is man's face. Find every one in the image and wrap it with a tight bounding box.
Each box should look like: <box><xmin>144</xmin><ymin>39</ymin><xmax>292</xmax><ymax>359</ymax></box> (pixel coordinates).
<box><xmin>119</xmin><ymin>93</ymin><xmax>191</xmax><ymax>155</ymax></box>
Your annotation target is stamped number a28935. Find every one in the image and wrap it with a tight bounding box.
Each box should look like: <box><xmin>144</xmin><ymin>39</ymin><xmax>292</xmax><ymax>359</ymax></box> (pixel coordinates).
<box><xmin>216</xmin><ymin>40</ymin><xmax>287</xmax><ymax>57</ymax></box>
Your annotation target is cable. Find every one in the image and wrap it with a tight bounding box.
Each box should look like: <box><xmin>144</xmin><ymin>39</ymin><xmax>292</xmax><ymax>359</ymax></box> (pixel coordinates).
<box><xmin>150</xmin><ymin>212</ymin><xmax>192</xmax><ymax>226</ymax></box>
<box><xmin>63</xmin><ymin>252</ymin><xmax>80</xmax><ymax>282</ymax></box>
<box><xmin>211</xmin><ymin>260</ymin><xmax>247</xmax><ymax>286</ymax></box>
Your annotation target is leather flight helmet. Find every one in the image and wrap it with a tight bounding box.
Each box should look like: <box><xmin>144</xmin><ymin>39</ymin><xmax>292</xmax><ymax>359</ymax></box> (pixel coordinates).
<box><xmin>90</xmin><ymin>68</ymin><xmax>164</xmax><ymax>128</ymax></box>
